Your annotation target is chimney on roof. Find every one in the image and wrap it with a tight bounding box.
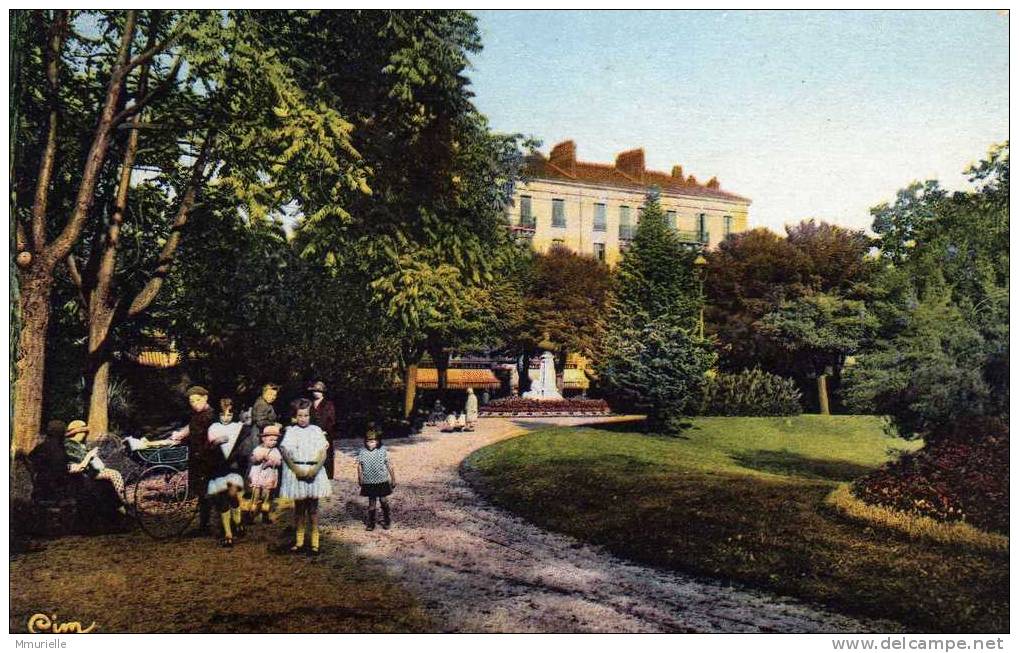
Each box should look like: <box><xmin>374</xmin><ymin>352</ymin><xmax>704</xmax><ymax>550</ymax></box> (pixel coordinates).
<box><xmin>706</xmin><ymin>177</ymin><xmax>720</xmax><ymax>189</ymax></box>
<box><xmin>549</xmin><ymin>140</ymin><xmax>577</xmax><ymax>176</ymax></box>
<box><xmin>615</xmin><ymin>148</ymin><xmax>645</xmax><ymax>182</ymax></box>
<box><xmin>671</xmin><ymin>165</ymin><xmax>684</xmax><ymax>181</ymax></box>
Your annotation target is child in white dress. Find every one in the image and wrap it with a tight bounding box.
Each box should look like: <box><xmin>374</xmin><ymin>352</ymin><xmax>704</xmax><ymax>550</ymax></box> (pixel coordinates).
<box><xmin>207</xmin><ymin>398</ymin><xmax>246</xmax><ymax>546</ymax></box>
<box><xmin>279</xmin><ymin>399</ymin><xmax>331</xmax><ymax>555</ymax></box>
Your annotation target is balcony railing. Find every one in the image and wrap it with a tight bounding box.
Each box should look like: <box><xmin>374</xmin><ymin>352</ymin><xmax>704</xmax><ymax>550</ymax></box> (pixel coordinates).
<box><xmin>676</xmin><ymin>229</ymin><xmax>709</xmax><ymax>244</ymax></box>
<box><xmin>510</xmin><ymin>214</ymin><xmax>536</xmax><ymax>237</ymax></box>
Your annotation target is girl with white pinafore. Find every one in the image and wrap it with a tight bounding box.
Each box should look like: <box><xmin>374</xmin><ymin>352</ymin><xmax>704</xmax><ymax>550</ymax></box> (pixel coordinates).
<box><xmin>279</xmin><ymin>399</ymin><xmax>331</xmax><ymax>555</ymax></box>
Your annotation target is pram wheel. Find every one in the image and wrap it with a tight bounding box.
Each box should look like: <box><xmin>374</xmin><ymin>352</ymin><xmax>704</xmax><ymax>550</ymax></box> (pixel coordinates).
<box><xmin>133</xmin><ymin>464</ymin><xmax>197</xmax><ymax>539</ymax></box>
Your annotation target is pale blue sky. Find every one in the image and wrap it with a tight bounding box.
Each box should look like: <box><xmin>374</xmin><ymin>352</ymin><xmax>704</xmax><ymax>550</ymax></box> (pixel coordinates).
<box><xmin>468</xmin><ymin>10</ymin><xmax>1009</xmax><ymax>233</ymax></box>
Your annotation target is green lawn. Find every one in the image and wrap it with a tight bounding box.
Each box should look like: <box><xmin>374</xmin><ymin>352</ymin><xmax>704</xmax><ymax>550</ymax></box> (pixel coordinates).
<box><xmin>464</xmin><ymin>416</ymin><xmax>1008</xmax><ymax>633</ymax></box>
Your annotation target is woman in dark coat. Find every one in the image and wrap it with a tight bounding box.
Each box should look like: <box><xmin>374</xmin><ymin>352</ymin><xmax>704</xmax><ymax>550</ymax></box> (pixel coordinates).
<box><xmin>307</xmin><ymin>381</ymin><xmax>337</xmax><ymax>479</ymax></box>
<box><xmin>29</xmin><ymin>420</ymin><xmax>70</xmax><ymax>502</ymax></box>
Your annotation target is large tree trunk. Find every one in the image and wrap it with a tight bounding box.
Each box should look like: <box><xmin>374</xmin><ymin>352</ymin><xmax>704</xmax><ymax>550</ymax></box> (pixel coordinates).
<box><xmin>516</xmin><ymin>353</ymin><xmax>532</xmax><ymax>396</ymax></box>
<box><xmin>817</xmin><ymin>374</ymin><xmax>830</xmax><ymax>416</ymax></box>
<box><xmin>12</xmin><ymin>12</ymin><xmax>138</xmax><ymax>455</ymax></box>
<box><xmin>12</xmin><ymin>272</ymin><xmax>53</xmax><ymax>455</ymax></box>
<box><xmin>403</xmin><ymin>362</ymin><xmax>418</xmax><ymax>419</ymax></box>
<box><xmin>85</xmin><ymin>306</ymin><xmax>116</xmax><ymax>440</ymax></box>
<box><xmin>430</xmin><ymin>346</ymin><xmax>450</xmax><ymax>400</ymax></box>
<box><xmin>87</xmin><ymin>360</ymin><xmax>112</xmax><ymax>441</ymax></box>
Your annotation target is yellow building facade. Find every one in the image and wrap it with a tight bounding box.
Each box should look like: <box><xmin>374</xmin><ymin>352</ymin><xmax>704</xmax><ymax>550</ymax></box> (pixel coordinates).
<box><xmin>509</xmin><ymin>141</ymin><xmax>751</xmax><ymax>265</ymax></box>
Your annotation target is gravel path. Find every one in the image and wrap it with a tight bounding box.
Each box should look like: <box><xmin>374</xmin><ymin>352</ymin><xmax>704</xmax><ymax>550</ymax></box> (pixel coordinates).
<box><xmin>320</xmin><ymin>417</ymin><xmax>898</xmax><ymax>633</ymax></box>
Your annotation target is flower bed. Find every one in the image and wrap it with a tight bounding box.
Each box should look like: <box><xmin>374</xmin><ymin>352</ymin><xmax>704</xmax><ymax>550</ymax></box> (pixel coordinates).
<box><xmin>851</xmin><ymin>419</ymin><xmax>1008</xmax><ymax>534</ymax></box>
<box><xmin>480</xmin><ymin>396</ymin><xmax>610</xmax><ymax>416</ymax></box>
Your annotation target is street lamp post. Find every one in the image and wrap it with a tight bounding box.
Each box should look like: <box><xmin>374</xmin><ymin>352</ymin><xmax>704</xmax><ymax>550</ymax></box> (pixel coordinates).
<box><xmin>694</xmin><ymin>253</ymin><xmax>708</xmax><ymax>339</ymax></box>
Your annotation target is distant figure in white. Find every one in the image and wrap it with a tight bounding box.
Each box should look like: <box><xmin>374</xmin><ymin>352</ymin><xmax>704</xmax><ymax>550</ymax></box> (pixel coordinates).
<box><xmin>464</xmin><ymin>388</ymin><xmax>479</xmax><ymax>430</ymax></box>
<box><xmin>523</xmin><ymin>350</ymin><xmax>563</xmax><ymax>401</ymax></box>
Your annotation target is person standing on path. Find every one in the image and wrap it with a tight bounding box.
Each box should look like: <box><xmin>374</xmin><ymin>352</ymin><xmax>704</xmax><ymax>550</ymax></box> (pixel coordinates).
<box><xmin>169</xmin><ymin>386</ymin><xmax>216</xmax><ymax>533</ymax></box>
<box><xmin>464</xmin><ymin>387</ymin><xmax>479</xmax><ymax>431</ymax></box>
<box><xmin>355</xmin><ymin>426</ymin><xmax>396</xmax><ymax>530</ymax></box>
<box><xmin>239</xmin><ymin>383</ymin><xmax>279</xmax><ymax>518</ymax></box>
<box><xmin>307</xmin><ymin>380</ymin><xmax>337</xmax><ymax>479</ymax></box>
<box><xmin>280</xmin><ymin>399</ymin><xmax>331</xmax><ymax>555</ymax></box>
<box><xmin>250</xmin><ymin>383</ymin><xmax>279</xmax><ymax>443</ymax></box>
<box><xmin>207</xmin><ymin>398</ymin><xmax>246</xmax><ymax>546</ymax></box>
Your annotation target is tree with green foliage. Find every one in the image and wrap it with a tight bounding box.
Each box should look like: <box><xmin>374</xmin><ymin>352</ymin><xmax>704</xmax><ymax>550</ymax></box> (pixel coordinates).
<box><xmin>758</xmin><ymin>293</ymin><xmax>878</xmax><ymax>415</ymax></box>
<box><xmin>843</xmin><ymin>289</ymin><xmax>999</xmax><ymax>438</ymax></box>
<box><xmin>612</xmin><ymin>190</ymin><xmax>701</xmax><ymax>330</ymax></box>
<box><xmin>870</xmin><ymin>180</ymin><xmax>948</xmax><ymax>265</ymax></box>
<box><xmin>521</xmin><ymin>243</ymin><xmax>612</xmax><ymax>377</ymax></box>
<box><xmin>704</xmin><ymin>227</ymin><xmax>806</xmax><ymax>375</ymax></box>
<box><xmin>12</xmin><ymin>10</ymin><xmax>368</xmax><ymax>450</ymax></box>
<box><xmin>705</xmin><ymin>219</ymin><xmax>877</xmax><ymax>411</ymax></box>
<box><xmin>599</xmin><ymin>190</ymin><xmax>713</xmax><ymax>432</ymax></box>
<box><xmin>285</xmin><ymin>11</ymin><xmax>533</xmax><ymax>418</ymax></box>
<box><xmin>846</xmin><ymin>142</ymin><xmax>1008</xmax><ymax>439</ymax></box>
<box><xmin>600</xmin><ymin>317</ymin><xmax>716</xmax><ymax>433</ymax></box>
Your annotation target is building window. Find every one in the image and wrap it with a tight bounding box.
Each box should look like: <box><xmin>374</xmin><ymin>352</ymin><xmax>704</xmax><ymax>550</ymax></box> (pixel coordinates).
<box><xmin>619</xmin><ymin>205</ymin><xmax>632</xmax><ymax>240</ymax></box>
<box><xmin>552</xmin><ymin>198</ymin><xmax>566</xmax><ymax>228</ymax></box>
<box><xmin>519</xmin><ymin>195</ymin><xmax>534</xmax><ymax>227</ymax></box>
<box><xmin>666</xmin><ymin>210</ymin><xmax>677</xmax><ymax>229</ymax></box>
<box><xmin>593</xmin><ymin>203</ymin><xmax>607</xmax><ymax>232</ymax></box>
<box><xmin>724</xmin><ymin>215</ymin><xmax>733</xmax><ymax>237</ymax></box>
<box><xmin>697</xmin><ymin>213</ymin><xmax>707</xmax><ymax>243</ymax></box>
<box><xmin>594</xmin><ymin>242</ymin><xmax>606</xmax><ymax>261</ymax></box>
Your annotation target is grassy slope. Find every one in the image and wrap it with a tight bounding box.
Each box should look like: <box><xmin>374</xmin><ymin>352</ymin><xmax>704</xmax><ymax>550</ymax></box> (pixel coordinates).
<box><xmin>10</xmin><ymin>509</ymin><xmax>432</xmax><ymax>633</ymax></box>
<box><xmin>465</xmin><ymin>416</ymin><xmax>1007</xmax><ymax>633</ymax></box>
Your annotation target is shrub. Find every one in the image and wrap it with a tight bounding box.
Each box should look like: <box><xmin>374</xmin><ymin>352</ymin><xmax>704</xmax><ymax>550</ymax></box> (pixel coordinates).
<box><xmin>599</xmin><ymin>317</ymin><xmax>716</xmax><ymax>433</ymax></box>
<box><xmin>699</xmin><ymin>368</ymin><xmax>802</xmax><ymax>416</ymax></box>
<box><xmin>851</xmin><ymin>418</ymin><xmax>1008</xmax><ymax>534</ymax></box>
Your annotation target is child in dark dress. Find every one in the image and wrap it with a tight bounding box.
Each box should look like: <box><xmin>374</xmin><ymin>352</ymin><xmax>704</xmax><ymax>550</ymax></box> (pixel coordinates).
<box><xmin>355</xmin><ymin>426</ymin><xmax>396</xmax><ymax>531</ymax></box>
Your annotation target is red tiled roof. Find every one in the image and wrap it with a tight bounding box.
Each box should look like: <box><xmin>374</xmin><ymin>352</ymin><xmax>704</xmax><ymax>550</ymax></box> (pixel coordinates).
<box><xmin>525</xmin><ymin>146</ymin><xmax>750</xmax><ymax>204</ymax></box>
<box><xmin>416</xmin><ymin>368</ymin><xmax>501</xmax><ymax>390</ymax></box>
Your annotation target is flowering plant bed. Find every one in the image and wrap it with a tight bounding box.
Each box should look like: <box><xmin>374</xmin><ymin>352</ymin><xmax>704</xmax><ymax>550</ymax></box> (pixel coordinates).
<box><xmin>480</xmin><ymin>397</ymin><xmax>610</xmax><ymax>416</ymax></box>
<box><xmin>850</xmin><ymin>419</ymin><xmax>1008</xmax><ymax>534</ymax></box>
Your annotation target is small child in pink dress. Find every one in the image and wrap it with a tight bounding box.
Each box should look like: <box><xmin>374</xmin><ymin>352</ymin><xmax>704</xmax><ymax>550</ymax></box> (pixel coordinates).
<box><xmin>247</xmin><ymin>423</ymin><xmax>282</xmax><ymax>524</ymax></box>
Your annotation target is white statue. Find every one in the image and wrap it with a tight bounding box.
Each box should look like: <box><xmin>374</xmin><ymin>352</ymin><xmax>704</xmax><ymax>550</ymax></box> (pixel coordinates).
<box><xmin>523</xmin><ymin>334</ymin><xmax>563</xmax><ymax>401</ymax></box>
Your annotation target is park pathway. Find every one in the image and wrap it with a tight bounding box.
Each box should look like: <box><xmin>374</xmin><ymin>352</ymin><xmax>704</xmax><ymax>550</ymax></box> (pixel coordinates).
<box><xmin>320</xmin><ymin>416</ymin><xmax>897</xmax><ymax>633</ymax></box>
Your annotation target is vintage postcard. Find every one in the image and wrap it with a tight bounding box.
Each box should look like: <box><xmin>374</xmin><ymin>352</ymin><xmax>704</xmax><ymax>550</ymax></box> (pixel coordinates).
<box><xmin>7</xmin><ymin>8</ymin><xmax>1009</xmax><ymax>645</ymax></box>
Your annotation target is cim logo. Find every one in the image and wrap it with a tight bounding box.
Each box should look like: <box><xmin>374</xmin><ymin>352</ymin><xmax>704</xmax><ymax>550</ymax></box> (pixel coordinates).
<box><xmin>27</xmin><ymin>613</ymin><xmax>97</xmax><ymax>634</ymax></box>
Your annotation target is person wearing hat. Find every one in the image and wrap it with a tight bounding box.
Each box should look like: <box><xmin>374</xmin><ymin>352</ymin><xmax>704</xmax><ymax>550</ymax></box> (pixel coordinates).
<box><xmin>246</xmin><ymin>422</ymin><xmax>283</xmax><ymax>524</ymax></box>
<box><xmin>28</xmin><ymin>419</ymin><xmax>70</xmax><ymax>502</ymax></box>
<box><xmin>307</xmin><ymin>380</ymin><xmax>337</xmax><ymax>479</ymax></box>
<box><xmin>63</xmin><ymin>420</ymin><xmax>127</xmax><ymax>513</ymax></box>
<box><xmin>169</xmin><ymin>386</ymin><xmax>217</xmax><ymax>532</ymax></box>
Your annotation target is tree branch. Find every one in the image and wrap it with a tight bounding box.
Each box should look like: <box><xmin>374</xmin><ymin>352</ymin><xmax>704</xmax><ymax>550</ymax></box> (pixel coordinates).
<box><xmin>29</xmin><ymin>10</ymin><xmax>68</xmax><ymax>254</ymax></box>
<box><xmin>66</xmin><ymin>253</ymin><xmax>83</xmax><ymax>288</ymax></box>
<box><xmin>93</xmin><ymin>11</ymin><xmax>161</xmax><ymax>314</ymax></box>
<box><xmin>111</xmin><ymin>54</ymin><xmax>181</xmax><ymax>126</ymax></box>
<box><xmin>119</xmin><ymin>27</ymin><xmax>182</xmax><ymax>79</ymax></box>
<box><xmin>44</xmin><ymin>9</ymin><xmax>137</xmax><ymax>266</ymax></box>
<box><xmin>127</xmin><ymin>131</ymin><xmax>215</xmax><ymax>318</ymax></box>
